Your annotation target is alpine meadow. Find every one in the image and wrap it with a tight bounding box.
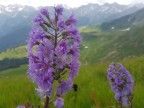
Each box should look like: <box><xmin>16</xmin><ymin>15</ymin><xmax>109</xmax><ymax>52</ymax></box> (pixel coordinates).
<box><xmin>0</xmin><ymin>2</ymin><xmax>144</xmax><ymax>108</ymax></box>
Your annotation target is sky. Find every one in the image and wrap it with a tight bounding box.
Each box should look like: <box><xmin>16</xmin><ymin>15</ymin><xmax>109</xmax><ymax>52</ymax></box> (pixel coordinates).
<box><xmin>0</xmin><ymin>0</ymin><xmax>144</xmax><ymax>7</ymax></box>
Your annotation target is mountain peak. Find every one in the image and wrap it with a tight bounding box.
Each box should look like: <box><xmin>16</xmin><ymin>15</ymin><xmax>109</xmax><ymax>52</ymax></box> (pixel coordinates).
<box><xmin>101</xmin><ymin>7</ymin><xmax>144</xmax><ymax>30</ymax></box>
<box><xmin>0</xmin><ymin>3</ymin><xmax>143</xmax><ymax>51</ymax></box>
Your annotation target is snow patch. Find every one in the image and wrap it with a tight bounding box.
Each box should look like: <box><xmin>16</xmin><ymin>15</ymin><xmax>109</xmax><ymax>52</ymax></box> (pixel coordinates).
<box><xmin>18</xmin><ymin>7</ymin><xmax>23</xmax><ymax>11</ymax></box>
<box><xmin>121</xmin><ymin>28</ymin><xmax>131</xmax><ymax>31</ymax></box>
<box><xmin>111</xmin><ymin>27</ymin><xmax>115</xmax><ymax>30</ymax></box>
<box><xmin>5</xmin><ymin>7</ymin><xmax>12</xmax><ymax>12</ymax></box>
<box><xmin>85</xmin><ymin>46</ymin><xmax>88</xmax><ymax>49</ymax></box>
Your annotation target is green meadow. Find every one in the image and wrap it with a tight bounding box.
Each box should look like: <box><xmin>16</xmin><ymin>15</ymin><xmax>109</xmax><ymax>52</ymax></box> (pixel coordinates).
<box><xmin>0</xmin><ymin>56</ymin><xmax>144</xmax><ymax>108</ymax></box>
<box><xmin>0</xmin><ymin>26</ymin><xmax>144</xmax><ymax>108</ymax></box>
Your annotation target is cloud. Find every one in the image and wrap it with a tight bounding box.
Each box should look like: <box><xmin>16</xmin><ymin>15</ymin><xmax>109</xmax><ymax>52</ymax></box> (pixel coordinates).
<box><xmin>98</xmin><ymin>0</ymin><xmax>132</xmax><ymax>4</ymax></box>
<box><xmin>0</xmin><ymin>0</ymin><xmax>143</xmax><ymax>7</ymax></box>
<box><xmin>131</xmin><ymin>0</ymin><xmax>144</xmax><ymax>3</ymax></box>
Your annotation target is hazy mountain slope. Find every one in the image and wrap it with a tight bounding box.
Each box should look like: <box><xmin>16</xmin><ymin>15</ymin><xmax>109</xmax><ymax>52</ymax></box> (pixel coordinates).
<box><xmin>0</xmin><ymin>3</ymin><xmax>143</xmax><ymax>51</ymax></box>
<box><xmin>101</xmin><ymin>8</ymin><xmax>144</xmax><ymax>30</ymax></box>
<box><xmin>0</xmin><ymin>3</ymin><xmax>142</xmax><ymax>37</ymax></box>
<box><xmin>0</xmin><ymin>25</ymin><xmax>31</xmax><ymax>51</ymax></box>
<box><xmin>0</xmin><ymin>5</ymin><xmax>35</xmax><ymax>37</ymax></box>
<box><xmin>74</xmin><ymin>3</ymin><xmax>142</xmax><ymax>25</ymax></box>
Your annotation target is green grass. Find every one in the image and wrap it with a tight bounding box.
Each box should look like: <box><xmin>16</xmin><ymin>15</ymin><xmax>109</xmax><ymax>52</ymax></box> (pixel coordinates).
<box><xmin>0</xmin><ymin>25</ymin><xmax>144</xmax><ymax>107</ymax></box>
<box><xmin>0</xmin><ymin>45</ymin><xmax>27</xmax><ymax>60</ymax></box>
<box><xmin>0</xmin><ymin>65</ymin><xmax>41</xmax><ymax>108</ymax></box>
<box><xmin>0</xmin><ymin>56</ymin><xmax>144</xmax><ymax>108</ymax></box>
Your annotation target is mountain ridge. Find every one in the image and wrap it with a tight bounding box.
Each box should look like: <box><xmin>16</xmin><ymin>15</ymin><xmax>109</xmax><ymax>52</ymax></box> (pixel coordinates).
<box><xmin>101</xmin><ymin>7</ymin><xmax>144</xmax><ymax>30</ymax></box>
<box><xmin>0</xmin><ymin>3</ymin><xmax>143</xmax><ymax>51</ymax></box>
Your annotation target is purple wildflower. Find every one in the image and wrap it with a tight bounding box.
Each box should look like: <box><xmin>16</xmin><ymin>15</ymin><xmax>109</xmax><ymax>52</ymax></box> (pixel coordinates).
<box><xmin>34</xmin><ymin>14</ymin><xmax>44</xmax><ymax>25</ymax></box>
<box><xmin>69</xmin><ymin>59</ymin><xmax>80</xmax><ymax>79</ymax></box>
<box><xmin>40</xmin><ymin>7</ymin><xmax>49</xmax><ymax>16</ymax></box>
<box><xmin>58</xmin><ymin>18</ymin><xmax>65</xmax><ymax>29</ymax></box>
<box><xmin>56</xmin><ymin>80</ymin><xmax>73</xmax><ymax>95</ymax></box>
<box><xmin>54</xmin><ymin>5</ymin><xmax>63</xmax><ymax>15</ymax></box>
<box><xmin>54</xmin><ymin>97</ymin><xmax>64</xmax><ymax>108</ymax></box>
<box><xmin>27</xmin><ymin>5</ymin><xmax>80</xmax><ymax>108</ymax></box>
<box><xmin>107</xmin><ymin>63</ymin><xmax>134</xmax><ymax>107</ymax></box>
<box><xmin>115</xmin><ymin>92</ymin><xmax>121</xmax><ymax>100</ymax></box>
<box><xmin>55</xmin><ymin>40</ymin><xmax>69</xmax><ymax>55</ymax></box>
<box><xmin>17</xmin><ymin>106</ymin><xmax>25</xmax><ymax>108</ymax></box>
<box><xmin>66</xmin><ymin>14</ymin><xmax>77</xmax><ymax>26</ymax></box>
<box><xmin>66</xmin><ymin>26</ymin><xmax>81</xmax><ymax>43</ymax></box>
<box><xmin>69</xmin><ymin>43</ymin><xmax>80</xmax><ymax>59</ymax></box>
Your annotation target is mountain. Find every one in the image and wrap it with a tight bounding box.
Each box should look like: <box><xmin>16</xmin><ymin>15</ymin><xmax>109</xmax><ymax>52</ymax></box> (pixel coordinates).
<box><xmin>0</xmin><ymin>3</ymin><xmax>143</xmax><ymax>37</ymax></box>
<box><xmin>0</xmin><ymin>25</ymin><xmax>31</xmax><ymax>51</ymax></box>
<box><xmin>73</xmin><ymin>3</ymin><xmax>143</xmax><ymax>26</ymax></box>
<box><xmin>0</xmin><ymin>3</ymin><xmax>143</xmax><ymax>51</ymax></box>
<box><xmin>101</xmin><ymin>7</ymin><xmax>144</xmax><ymax>30</ymax></box>
<box><xmin>0</xmin><ymin>5</ymin><xmax>36</xmax><ymax>37</ymax></box>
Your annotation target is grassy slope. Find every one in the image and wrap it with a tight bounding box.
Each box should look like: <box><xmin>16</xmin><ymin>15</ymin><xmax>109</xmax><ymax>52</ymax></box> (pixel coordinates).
<box><xmin>0</xmin><ymin>26</ymin><xmax>144</xmax><ymax>107</ymax></box>
<box><xmin>0</xmin><ymin>65</ymin><xmax>41</xmax><ymax>108</ymax></box>
<box><xmin>0</xmin><ymin>56</ymin><xmax>144</xmax><ymax>108</ymax></box>
<box><xmin>81</xmin><ymin>25</ymin><xmax>144</xmax><ymax>64</ymax></box>
<box><xmin>0</xmin><ymin>24</ymin><xmax>144</xmax><ymax>64</ymax></box>
<box><xmin>0</xmin><ymin>45</ymin><xmax>27</xmax><ymax>60</ymax></box>
<box><xmin>0</xmin><ymin>28</ymin><xmax>127</xmax><ymax>63</ymax></box>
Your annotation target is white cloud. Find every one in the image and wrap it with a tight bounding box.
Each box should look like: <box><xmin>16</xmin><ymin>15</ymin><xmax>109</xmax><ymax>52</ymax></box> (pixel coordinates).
<box><xmin>0</xmin><ymin>0</ymin><xmax>143</xmax><ymax>7</ymax></box>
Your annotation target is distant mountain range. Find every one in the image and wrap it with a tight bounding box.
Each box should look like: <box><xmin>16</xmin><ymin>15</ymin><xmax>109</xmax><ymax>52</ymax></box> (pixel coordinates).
<box><xmin>0</xmin><ymin>3</ymin><xmax>143</xmax><ymax>37</ymax></box>
<box><xmin>101</xmin><ymin>7</ymin><xmax>144</xmax><ymax>30</ymax></box>
<box><xmin>71</xmin><ymin>3</ymin><xmax>143</xmax><ymax>26</ymax></box>
<box><xmin>0</xmin><ymin>5</ymin><xmax>35</xmax><ymax>37</ymax></box>
<box><xmin>0</xmin><ymin>3</ymin><xmax>144</xmax><ymax>51</ymax></box>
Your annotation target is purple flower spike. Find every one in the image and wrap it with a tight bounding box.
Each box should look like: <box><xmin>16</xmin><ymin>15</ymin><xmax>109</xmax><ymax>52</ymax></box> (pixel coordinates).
<box><xmin>57</xmin><ymin>80</ymin><xmax>73</xmax><ymax>95</ymax></box>
<box><xmin>58</xmin><ymin>18</ymin><xmax>65</xmax><ymax>29</ymax></box>
<box><xmin>17</xmin><ymin>106</ymin><xmax>25</xmax><ymax>108</ymax></box>
<box><xmin>69</xmin><ymin>59</ymin><xmax>80</xmax><ymax>78</ymax></box>
<box><xmin>34</xmin><ymin>14</ymin><xmax>44</xmax><ymax>25</ymax></box>
<box><xmin>107</xmin><ymin>63</ymin><xmax>134</xmax><ymax>107</ymax></box>
<box><xmin>27</xmin><ymin>5</ymin><xmax>81</xmax><ymax>108</ymax></box>
<box><xmin>40</xmin><ymin>7</ymin><xmax>49</xmax><ymax>16</ymax></box>
<box><xmin>54</xmin><ymin>5</ymin><xmax>64</xmax><ymax>15</ymax></box>
<box><xmin>66</xmin><ymin>14</ymin><xmax>77</xmax><ymax>26</ymax></box>
<box><xmin>70</xmin><ymin>43</ymin><xmax>80</xmax><ymax>59</ymax></box>
<box><xmin>54</xmin><ymin>97</ymin><xmax>64</xmax><ymax>108</ymax></box>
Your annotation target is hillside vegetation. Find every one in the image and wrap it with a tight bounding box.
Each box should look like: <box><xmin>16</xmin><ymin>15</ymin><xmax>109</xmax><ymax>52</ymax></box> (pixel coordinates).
<box><xmin>0</xmin><ymin>56</ymin><xmax>144</xmax><ymax>108</ymax></box>
<box><xmin>0</xmin><ymin>24</ymin><xmax>144</xmax><ymax>65</ymax></box>
<box><xmin>0</xmin><ymin>45</ymin><xmax>27</xmax><ymax>60</ymax></box>
<box><xmin>0</xmin><ymin>25</ymin><xmax>144</xmax><ymax>107</ymax></box>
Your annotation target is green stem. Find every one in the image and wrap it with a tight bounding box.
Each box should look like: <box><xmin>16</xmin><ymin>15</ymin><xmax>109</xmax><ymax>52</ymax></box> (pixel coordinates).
<box><xmin>120</xmin><ymin>100</ymin><xmax>122</xmax><ymax>108</ymax></box>
<box><xmin>44</xmin><ymin>96</ymin><xmax>49</xmax><ymax>108</ymax></box>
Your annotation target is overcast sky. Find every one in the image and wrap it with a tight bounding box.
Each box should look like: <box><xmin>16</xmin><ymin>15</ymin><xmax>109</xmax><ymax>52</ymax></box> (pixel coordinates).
<box><xmin>0</xmin><ymin>0</ymin><xmax>144</xmax><ymax>7</ymax></box>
